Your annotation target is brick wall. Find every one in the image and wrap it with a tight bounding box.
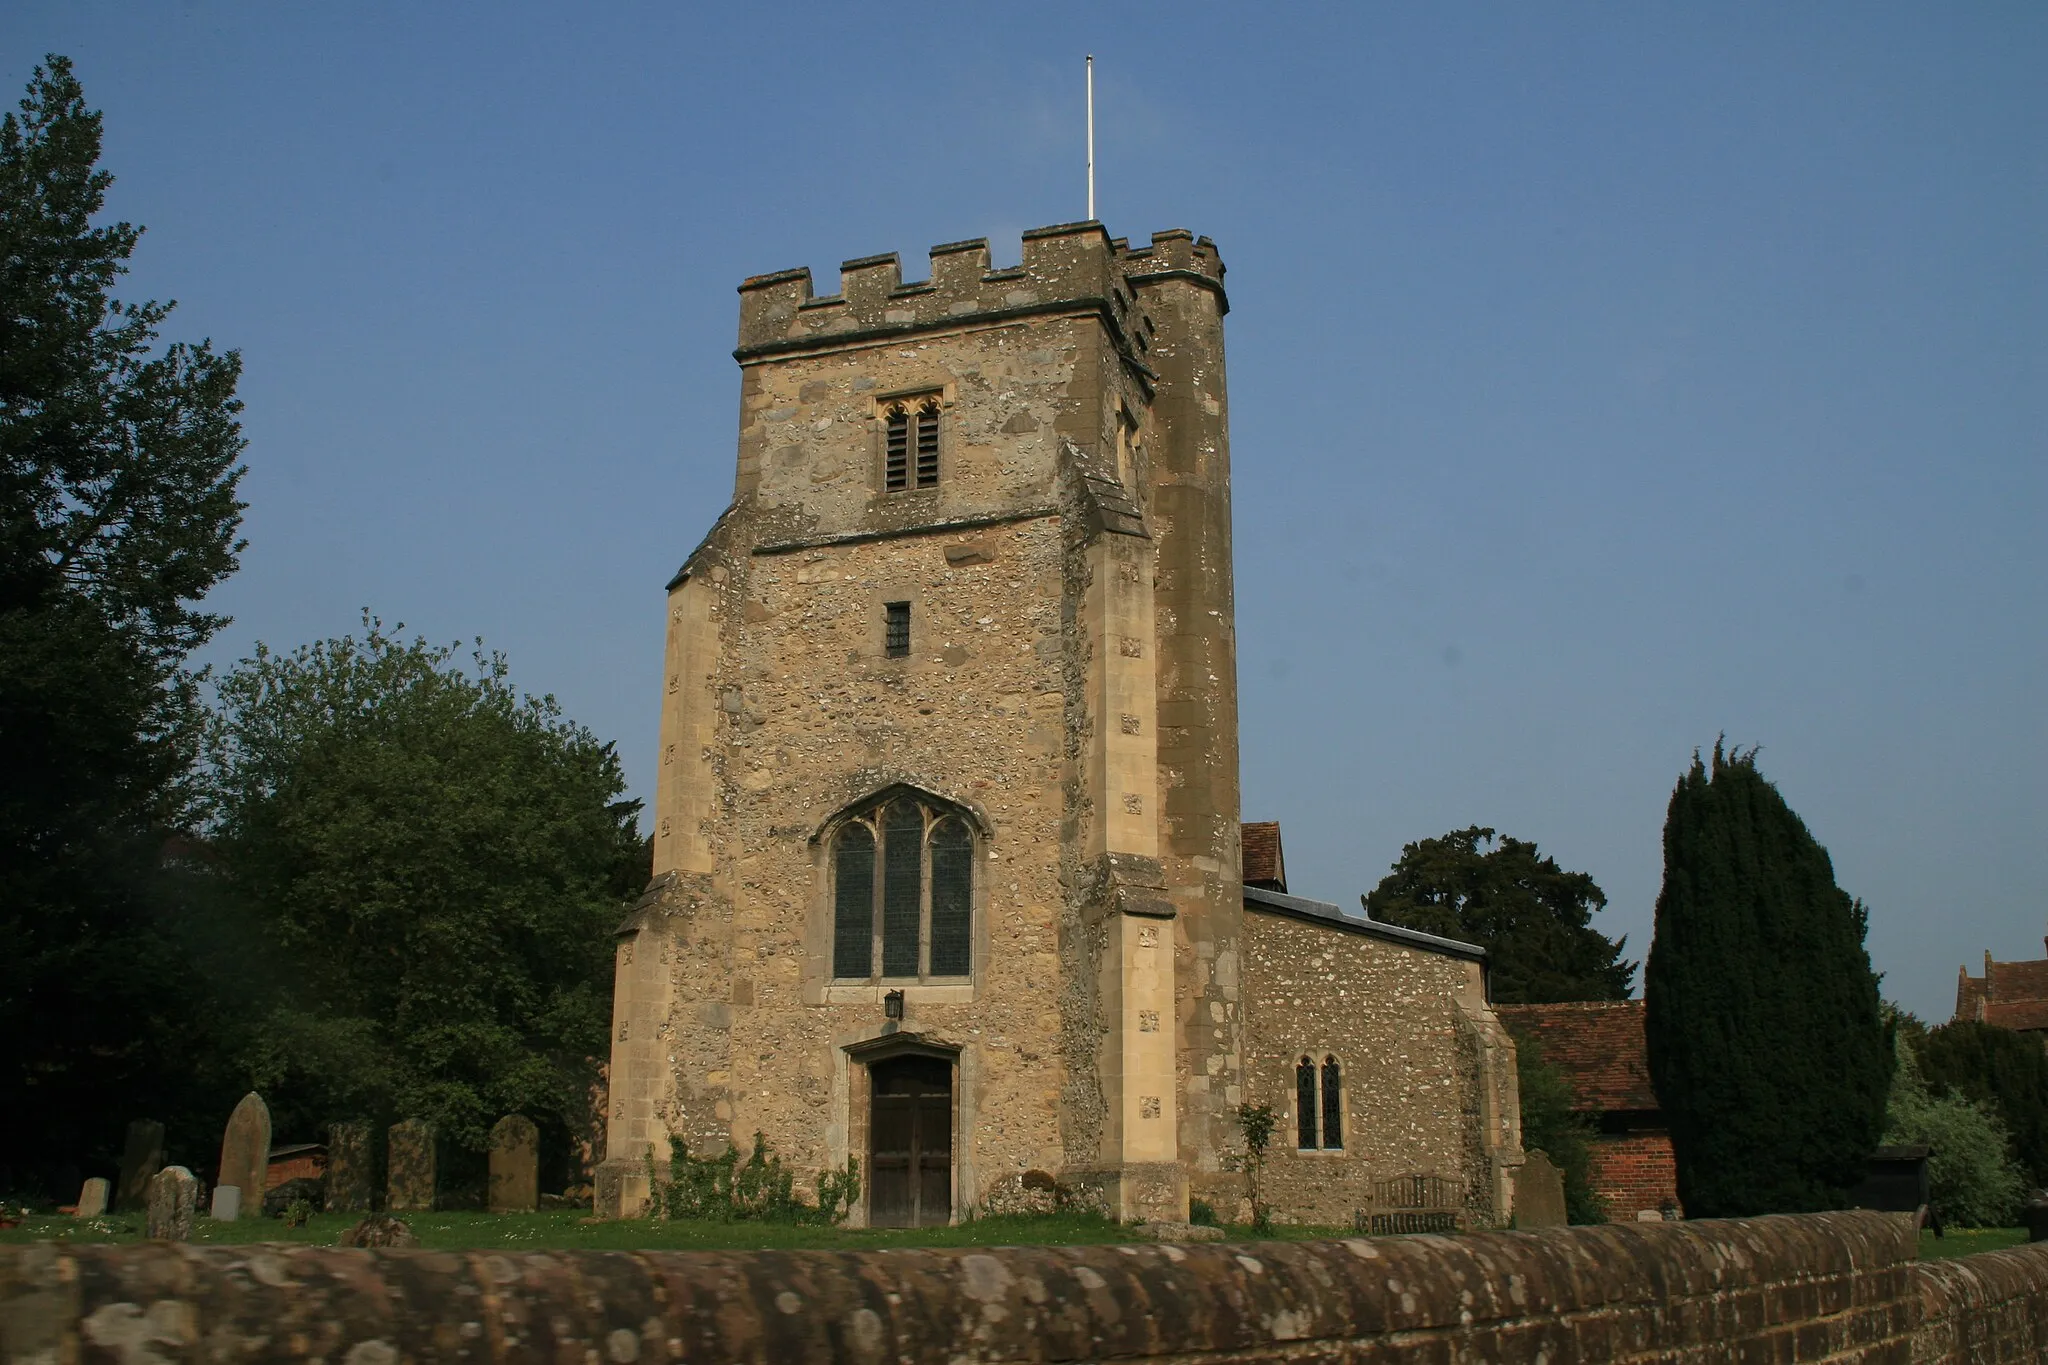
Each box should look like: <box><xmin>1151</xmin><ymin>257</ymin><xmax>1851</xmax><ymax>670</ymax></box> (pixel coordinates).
<box><xmin>9</xmin><ymin>1213</ymin><xmax>2046</xmax><ymax>1363</ymax></box>
<box><xmin>1590</xmin><ymin>1131</ymin><xmax>1682</xmax><ymax>1219</ymax></box>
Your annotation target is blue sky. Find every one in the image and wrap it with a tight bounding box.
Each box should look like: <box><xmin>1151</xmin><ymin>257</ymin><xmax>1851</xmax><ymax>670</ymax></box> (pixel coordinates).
<box><xmin>6</xmin><ymin>3</ymin><xmax>2041</xmax><ymax>1022</ymax></box>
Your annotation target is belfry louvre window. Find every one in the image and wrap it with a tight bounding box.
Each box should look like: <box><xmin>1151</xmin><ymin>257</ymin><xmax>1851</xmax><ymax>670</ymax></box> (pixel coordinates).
<box><xmin>884</xmin><ymin>399</ymin><xmax>941</xmax><ymax>491</ymax></box>
<box><xmin>832</xmin><ymin>795</ymin><xmax>974</xmax><ymax>981</ymax></box>
<box><xmin>1296</xmin><ymin>1054</ymin><xmax>1343</xmax><ymax>1150</ymax></box>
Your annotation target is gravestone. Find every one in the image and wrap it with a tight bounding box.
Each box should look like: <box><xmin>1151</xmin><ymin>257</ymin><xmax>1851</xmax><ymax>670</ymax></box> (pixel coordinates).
<box><xmin>116</xmin><ymin>1120</ymin><xmax>164</xmax><ymax>1211</ymax></box>
<box><xmin>325</xmin><ymin>1121</ymin><xmax>375</xmax><ymax>1212</ymax></box>
<box><xmin>387</xmin><ymin>1119</ymin><xmax>436</xmax><ymax>1212</ymax></box>
<box><xmin>215</xmin><ymin>1092</ymin><xmax>271</xmax><ymax>1221</ymax></box>
<box><xmin>146</xmin><ymin>1166</ymin><xmax>198</xmax><ymax>1240</ymax></box>
<box><xmin>209</xmin><ymin>1184</ymin><xmax>242</xmax><ymax>1221</ymax></box>
<box><xmin>1513</xmin><ymin>1150</ymin><xmax>1568</xmax><ymax>1229</ymax></box>
<box><xmin>488</xmin><ymin>1114</ymin><xmax>540</xmax><ymax>1213</ymax></box>
<box><xmin>75</xmin><ymin>1177</ymin><xmax>110</xmax><ymax>1218</ymax></box>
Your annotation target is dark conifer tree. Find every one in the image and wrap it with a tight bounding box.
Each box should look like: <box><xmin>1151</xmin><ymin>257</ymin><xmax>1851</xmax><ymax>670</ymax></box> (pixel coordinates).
<box><xmin>1644</xmin><ymin>742</ymin><xmax>1891</xmax><ymax>1216</ymax></box>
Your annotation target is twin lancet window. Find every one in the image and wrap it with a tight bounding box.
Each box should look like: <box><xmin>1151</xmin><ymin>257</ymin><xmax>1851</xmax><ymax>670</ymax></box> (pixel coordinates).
<box><xmin>833</xmin><ymin>796</ymin><xmax>973</xmax><ymax>982</ymax></box>
<box><xmin>1296</xmin><ymin>1055</ymin><xmax>1343</xmax><ymax>1150</ymax></box>
<box><xmin>884</xmin><ymin>399</ymin><xmax>940</xmax><ymax>491</ymax></box>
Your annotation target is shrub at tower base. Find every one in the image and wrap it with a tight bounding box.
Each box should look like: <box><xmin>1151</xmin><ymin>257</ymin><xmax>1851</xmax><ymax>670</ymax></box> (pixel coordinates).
<box><xmin>1643</xmin><ymin>743</ymin><xmax>1892</xmax><ymax>1217</ymax></box>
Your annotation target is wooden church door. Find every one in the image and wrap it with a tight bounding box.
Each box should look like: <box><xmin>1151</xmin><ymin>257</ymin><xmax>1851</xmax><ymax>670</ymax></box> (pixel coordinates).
<box><xmin>868</xmin><ymin>1055</ymin><xmax>953</xmax><ymax>1227</ymax></box>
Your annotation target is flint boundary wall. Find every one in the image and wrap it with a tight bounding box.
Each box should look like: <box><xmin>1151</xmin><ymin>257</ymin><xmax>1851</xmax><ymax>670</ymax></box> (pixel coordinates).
<box><xmin>3</xmin><ymin>1212</ymin><xmax>2045</xmax><ymax>1364</ymax></box>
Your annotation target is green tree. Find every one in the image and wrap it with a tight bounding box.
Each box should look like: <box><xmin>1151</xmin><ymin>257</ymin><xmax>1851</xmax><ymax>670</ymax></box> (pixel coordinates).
<box><xmin>203</xmin><ymin>617</ymin><xmax>643</xmax><ymax>1187</ymax></box>
<box><xmin>1885</xmin><ymin>1033</ymin><xmax>2025</xmax><ymax>1227</ymax></box>
<box><xmin>1365</xmin><ymin>826</ymin><xmax>1635</xmax><ymax>1003</ymax></box>
<box><xmin>0</xmin><ymin>55</ymin><xmax>247</xmax><ymax>1192</ymax></box>
<box><xmin>1644</xmin><ymin>742</ymin><xmax>1892</xmax><ymax>1217</ymax></box>
<box><xmin>1505</xmin><ymin>1027</ymin><xmax>1607</xmax><ymax>1223</ymax></box>
<box><xmin>1915</xmin><ymin>1020</ymin><xmax>2048</xmax><ymax>1189</ymax></box>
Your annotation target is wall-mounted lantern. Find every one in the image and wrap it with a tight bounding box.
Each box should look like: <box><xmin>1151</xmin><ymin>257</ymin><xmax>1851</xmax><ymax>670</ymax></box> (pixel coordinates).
<box><xmin>883</xmin><ymin>989</ymin><xmax>905</xmax><ymax>1021</ymax></box>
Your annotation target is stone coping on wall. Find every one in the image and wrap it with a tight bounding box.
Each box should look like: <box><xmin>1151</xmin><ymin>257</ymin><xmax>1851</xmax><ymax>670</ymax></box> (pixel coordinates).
<box><xmin>0</xmin><ymin>1211</ymin><xmax>1985</xmax><ymax>1365</ymax></box>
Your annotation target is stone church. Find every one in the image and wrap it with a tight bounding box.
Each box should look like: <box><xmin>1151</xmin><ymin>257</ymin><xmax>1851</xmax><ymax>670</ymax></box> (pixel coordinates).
<box><xmin>596</xmin><ymin>222</ymin><xmax>1524</xmax><ymax>1228</ymax></box>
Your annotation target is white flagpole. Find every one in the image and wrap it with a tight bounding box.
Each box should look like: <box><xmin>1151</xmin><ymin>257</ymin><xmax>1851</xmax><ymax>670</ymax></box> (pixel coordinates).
<box><xmin>1086</xmin><ymin>55</ymin><xmax>1096</xmax><ymax>221</ymax></box>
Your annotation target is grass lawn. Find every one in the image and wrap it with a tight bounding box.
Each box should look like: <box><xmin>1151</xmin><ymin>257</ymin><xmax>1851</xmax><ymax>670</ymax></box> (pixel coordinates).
<box><xmin>0</xmin><ymin>1209</ymin><xmax>1357</xmax><ymax>1252</ymax></box>
<box><xmin>1918</xmin><ymin>1226</ymin><xmax>2030</xmax><ymax>1260</ymax></box>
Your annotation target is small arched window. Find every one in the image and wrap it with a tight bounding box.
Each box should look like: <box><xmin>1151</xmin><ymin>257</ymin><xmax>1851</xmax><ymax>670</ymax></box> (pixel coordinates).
<box><xmin>831</xmin><ymin>793</ymin><xmax>974</xmax><ymax>981</ymax></box>
<box><xmin>1295</xmin><ymin>1052</ymin><xmax>1344</xmax><ymax>1151</ymax></box>
<box><xmin>1295</xmin><ymin>1057</ymin><xmax>1317</xmax><ymax>1150</ymax></box>
<box><xmin>882</xmin><ymin>398</ymin><xmax>941</xmax><ymax>492</ymax></box>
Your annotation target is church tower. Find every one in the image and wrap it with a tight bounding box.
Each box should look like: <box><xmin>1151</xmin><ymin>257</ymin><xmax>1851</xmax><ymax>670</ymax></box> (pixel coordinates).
<box><xmin>597</xmin><ymin>222</ymin><xmax>1244</xmax><ymax>1224</ymax></box>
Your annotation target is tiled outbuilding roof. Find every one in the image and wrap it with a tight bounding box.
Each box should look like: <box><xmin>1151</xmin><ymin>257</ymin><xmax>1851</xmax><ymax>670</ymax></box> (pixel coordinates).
<box><xmin>1241</xmin><ymin>822</ymin><xmax>1286</xmax><ymax>891</ymax></box>
<box><xmin>1955</xmin><ymin>947</ymin><xmax>2048</xmax><ymax>1032</ymax></box>
<box><xmin>1493</xmin><ymin>1000</ymin><xmax>1658</xmax><ymax>1115</ymax></box>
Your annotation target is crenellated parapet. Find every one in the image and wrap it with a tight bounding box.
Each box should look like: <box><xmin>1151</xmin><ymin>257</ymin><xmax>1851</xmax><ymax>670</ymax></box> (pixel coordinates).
<box><xmin>735</xmin><ymin>222</ymin><xmax>1225</xmax><ymax>360</ymax></box>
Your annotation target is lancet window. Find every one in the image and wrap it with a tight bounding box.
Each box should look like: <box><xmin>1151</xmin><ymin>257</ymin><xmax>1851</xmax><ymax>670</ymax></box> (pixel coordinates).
<box><xmin>832</xmin><ymin>793</ymin><xmax>974</xmax><ymax>982</ymax></box>
<box><xmin>883</xmin><ymin>398</ymin><xmax>941</xmax><ymax>491</ymax></box>
<box><xmin>1296</xmin><ymin>1054</ymin><xmax>1343</xmax><ymax>1151</ymax></box>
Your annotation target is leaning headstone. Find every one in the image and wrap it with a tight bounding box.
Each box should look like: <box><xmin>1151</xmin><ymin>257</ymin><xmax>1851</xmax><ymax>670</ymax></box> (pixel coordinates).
<box><xmin>116</xmin><ymin>1120</ymin><xmax>165</xmax><ymax>1211</ymax></box>
<box><xmin>146</xmin><ymin>1166</ymin><xmax>199</xmax><ymax>1240</ymax></box>
<box><xmin>339</xmin><ymin>1214</ymin><xmax>417</xmax><ymax>1248</ymax></box>
<box><xmin>386</xmin><ymin>1119</ymin><xmax>436</xmax><ymax>1212</ymax></box>
<box><xmin>75</xmin><ymin>1178</ymin><xmax>110</xmax><ymax>1218</ymax></box>
<box><xmin>209</xmin><ymin>1184</ymin><xmax>242</xmax><ymax>1221</ymax></box>
<box><xmin>325</xmin><ymin>1121</ymin><xmax>375</xmax><ymax>1212</ymax></box>
<box><xmin>214</xmin><ymin>1092</ymin><xmax>271</xmax><ymax>1221</ymax></box>
<box><xmin>488</xmin><ymin>1114</ymin><xmax>540</xmax><ymax>1213</ymax></box>
<box><xmin>1513</xmin><ymin>1149</ymin><xmax>1568</xmax><ymax>1229</ymax></box>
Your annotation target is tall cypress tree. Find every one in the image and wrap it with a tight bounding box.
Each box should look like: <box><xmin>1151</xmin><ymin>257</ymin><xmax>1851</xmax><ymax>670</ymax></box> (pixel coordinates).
<box><xmin>1644</xmin><ymin>742</ymin><xmax>1891</xmax><ymax>1216</ymax></box>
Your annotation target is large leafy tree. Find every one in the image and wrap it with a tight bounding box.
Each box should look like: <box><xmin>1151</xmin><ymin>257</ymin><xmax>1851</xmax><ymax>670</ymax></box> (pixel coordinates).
<box><xmin>1915</xmin><ymin>1020</ymin><xmax>2048</xmax><ymax>1189</ymax></box>
<box><xmin>1365</xmin><ymin>826</ymin><xmax>1635</xmax><ymax>1003</ymax></box>
<box><xmin>0</xmin><ymin>56</ymin><xmax>247</xmax><ymax>1191</ymax></box>
<box><xmin>204</xmin><ymin>618</ymin><xmax>645</xmax><ymax>1188</ymax></box>
<box><xmin>1644</xmin><ymin>742</ymin><xmax>1892</xmax><ymax>1216</ymax></box>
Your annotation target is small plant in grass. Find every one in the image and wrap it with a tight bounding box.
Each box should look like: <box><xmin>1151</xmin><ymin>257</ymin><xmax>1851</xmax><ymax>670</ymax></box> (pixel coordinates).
<box><xmin>282</xmin><ymin>1198</ymin><xmax>316</xmax><ymax>1229</ymax></box>
<box><xmin>647</xmin><ymin>1133</ymin><xmax>860</xmax><ymax>1225</ymax></box>
<box><xmin>1188</xmin><ymin>1197</ymin><xmax>1219</xmax><ymax>1228</ymax></box>
<box><xmin>1222</xmin><ymin>1102</ymin><xmax>1276</xmax><ymax>1231</ymax></box>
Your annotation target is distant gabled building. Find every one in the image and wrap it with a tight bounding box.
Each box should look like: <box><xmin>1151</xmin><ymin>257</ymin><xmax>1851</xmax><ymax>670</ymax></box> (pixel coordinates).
<box><xmin>1955</xmin><ymin>947</ymin><xmax>2048</xmax><ymax>1036</ymax></box>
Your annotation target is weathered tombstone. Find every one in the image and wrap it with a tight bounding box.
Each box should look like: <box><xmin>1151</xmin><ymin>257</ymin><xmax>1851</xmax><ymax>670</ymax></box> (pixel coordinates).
<box><xmin>75</xmin><ymin>1177</ymin><xmax>110</xmax><ymax>1218</ymax></box>
<box><xmin>146</xmin><ymin>1166</ymin><xmax>199</xmax><ymax>1240</ymax></box>
<box><xmin>209</xmin><ymin>1184</ymin><xmax>242</xmax><ymax>1221</ymax></box>
<box><xmin>1513</xmin><ymin>1150</ymin><xmax>1568</xmax><ymax>1229</ymax></box>
<box><xmin>340</xmin><ymin>1214</ymin><xmax>418</xmax><ymax>1248</ymax></box>
<box><xmin>214</xmin><ymin>1092</ymin><xmax>272</xmax><ymax>1221</ymax></box>
<box><xmin>488</xmin><ymin>1114</ymin><xmax>540</xmax><ymax>1213</ymax></box>
<box><xmin>325</xmin><ymin>1121</ymin><xmax>375</xmax><ymax>1212</ymax></box>
<box><xmin>116</xmin><ymin>1119</ymin><xmax>165</xmax><ymax>1211</ymax></box>
<box><xmin>387</xmin><ymin>1119</ymin><xmax>436</xmax><ymax>1212</ymax></box>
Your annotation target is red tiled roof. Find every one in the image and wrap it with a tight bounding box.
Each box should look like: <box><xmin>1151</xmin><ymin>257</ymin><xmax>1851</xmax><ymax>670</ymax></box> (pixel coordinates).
<box><xmin>1494</xmin><ymin>1000</ymin><xmax>1658</xmax><ymax>1114</ymax></box>
<box><xmin>1954</xmin><ymin>951</ymin><xmax>2048</xmax><ymax>1032</ymax></box>
<box><xmin>1241</xmin><ymin>822</ymin><xmax>1286</xmax><ymax>892</ymax></box>
<box><xmin>1984</xmin><ymin>1001</ymin><xmax>2048</xmax><ymax>1032</ymax></box>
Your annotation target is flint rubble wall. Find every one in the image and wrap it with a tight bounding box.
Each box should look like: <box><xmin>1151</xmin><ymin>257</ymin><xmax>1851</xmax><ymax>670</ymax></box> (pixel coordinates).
<box><xmin>8</xmin><ymin>1212</ymin><xmax>2047</xmax><ymax>1363</ymax></box>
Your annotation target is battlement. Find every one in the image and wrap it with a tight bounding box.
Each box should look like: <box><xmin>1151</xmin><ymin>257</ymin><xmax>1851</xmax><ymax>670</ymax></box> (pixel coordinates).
<box><xmin>735</xmin><ymin>223</ymin><xmax>1224</xmax><ymax>359</ymax></box>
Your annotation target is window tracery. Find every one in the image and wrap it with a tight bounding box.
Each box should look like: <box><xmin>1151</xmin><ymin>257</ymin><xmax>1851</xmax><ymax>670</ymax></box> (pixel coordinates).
<box><xmin>830</xmin><ymin>793</ymin><xmax>975</xmax><ymax>981</ymax></box>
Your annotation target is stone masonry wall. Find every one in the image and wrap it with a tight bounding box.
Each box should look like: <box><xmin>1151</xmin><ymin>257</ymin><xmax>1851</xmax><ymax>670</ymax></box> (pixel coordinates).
<box><xmin>16</xmin><ymin>1213</ymin><xmax>2048</xmax><ymax>1364</ymax></box>
<box><xmin>1235</xmin><ymin>907</ymin><xmax>1501</xmax><ymax>1226</ymax></box>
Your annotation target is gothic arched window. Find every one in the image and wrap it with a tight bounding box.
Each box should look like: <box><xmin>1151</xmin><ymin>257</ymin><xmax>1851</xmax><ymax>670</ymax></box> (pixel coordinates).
<box><xmin>883</xmin><ymin>398</ymin><xmax>941</xmax><ymax>492</ymax></box>
<box><xmin>1321</xmin><ymin>1055</ymin><xmax>1343</xmax><ymax>1150</ymax></box>
<box><xmin>1296</xmin><ymin>1052</ymin><xmax>1344</xmax><ymax>1151</ymax></box>
<box><xmin>831</xmin><ymin>794</ymin><xmax>974</xmax><ymax>981</ymax></box>
<box><xmin>1296</xmin><ymin>1057</ymin><xmax>1317</xmax><ymax>1150</ymax></box>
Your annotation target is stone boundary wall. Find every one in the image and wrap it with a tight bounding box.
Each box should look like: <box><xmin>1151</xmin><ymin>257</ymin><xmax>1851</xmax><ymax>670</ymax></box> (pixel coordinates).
<box><xmin>1</xmin><ymin>1213</ymin><xmax>2045</xmax><ymax>1364</ymax></box>
<box><xmin>1913</xmin><ymin>1240</ymin><xmax>2048</xmax><ymax>1364</ymax></box>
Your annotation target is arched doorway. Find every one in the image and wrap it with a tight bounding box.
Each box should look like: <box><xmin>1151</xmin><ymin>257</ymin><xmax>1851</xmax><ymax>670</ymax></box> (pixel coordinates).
<box><xmin>868</xmin><ymin>1054</ymin><xmax>952</xmax><ymax>1227</ymax></box>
